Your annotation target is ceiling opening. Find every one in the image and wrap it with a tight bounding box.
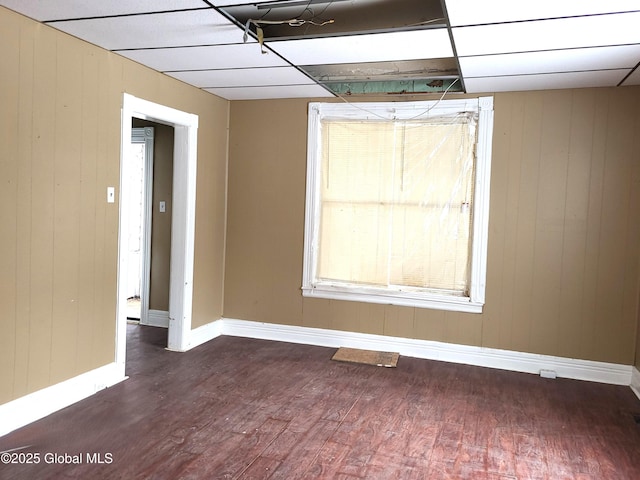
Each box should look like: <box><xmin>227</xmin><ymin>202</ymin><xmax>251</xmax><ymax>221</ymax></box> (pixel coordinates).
<box><xmin>219</xmin><ymin>0</ymin><xmax>462</xmax><ymax>95</ymax></box>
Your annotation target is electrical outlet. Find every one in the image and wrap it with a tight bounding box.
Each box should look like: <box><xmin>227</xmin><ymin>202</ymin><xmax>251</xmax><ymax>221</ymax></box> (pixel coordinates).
<box><xmin>107</xmin><ymin>187</ymin><xmax>115</xmax><ymax>203</ymax></box>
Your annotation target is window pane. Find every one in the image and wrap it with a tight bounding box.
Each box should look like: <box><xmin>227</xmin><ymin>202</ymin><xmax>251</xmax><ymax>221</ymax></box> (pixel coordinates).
<box><xmin>317</xmin><ymin>121</ymin><xmax>396</xmax><ymax>286</ymax></box>
<box><xmin>317</xmin><ymin>114</ymin><xmax>477</xmax><ymax>295</ymax></box>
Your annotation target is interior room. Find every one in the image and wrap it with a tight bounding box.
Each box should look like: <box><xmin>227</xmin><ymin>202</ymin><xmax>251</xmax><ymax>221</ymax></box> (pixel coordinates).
<box><xmin>1</xmin><ymin>0</ymin><xmax>640</xmax><ymax>478</ymax></box>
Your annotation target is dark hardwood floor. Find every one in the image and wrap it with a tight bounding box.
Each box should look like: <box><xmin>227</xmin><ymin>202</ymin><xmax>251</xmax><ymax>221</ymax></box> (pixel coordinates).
<box><xmin>2</xmin><ymin>324</ymin><xmax>640</xmax><ymax>479</ymax></box>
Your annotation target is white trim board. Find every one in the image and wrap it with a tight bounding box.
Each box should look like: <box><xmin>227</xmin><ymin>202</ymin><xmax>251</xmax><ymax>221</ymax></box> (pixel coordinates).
<box><xmin>220</xmin><ymin>318</ymin><xmax>632</xmax><ymax>386</ymax></box>
<box><xmin>302</xmin><ymin>98</ymin><xmax>493</xmax><ymax>314</ymax></box>
<box><xmin>0</xmin><ymin>363</ymin><xmax>126</xmax><ymax>437</ymax></box>
<box><xmin>119</xmin><ymin>93</ymin><xmax>199</xmax><ymax>362</ymax></box>
<box><xmin>1</xmin><ymin>318</ymin><xmax>634</xmax><ymax>437</ymax></box>
<box><xmin>632</xmin><ymin>367</ymin><xmax>640</xmax><ymax>401</ymax></box>
<box><xmin>183</xmin><ymin>319</ymin><xmax>224</xmax><ymax>351</ymax></box>
<box><xmin>0</xmin><ymin>318</ymin><xmax>222</xmax><ymax>436</ymax></box>
<box><xmin>145</xmin><ymin>309</ymin><xmax>170</xmax><ymax>329</ymax></box>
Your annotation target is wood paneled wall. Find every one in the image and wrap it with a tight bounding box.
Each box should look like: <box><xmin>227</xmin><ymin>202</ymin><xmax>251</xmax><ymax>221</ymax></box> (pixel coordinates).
<box><xmin>226</xmin><ymin>88</ymin><xmax>640</xmax><ymax>366</ymax></box>
<box><xmin>0</xmin><ymin>7</ymin><xmax>229</xmax><ymax>404</ymax></box>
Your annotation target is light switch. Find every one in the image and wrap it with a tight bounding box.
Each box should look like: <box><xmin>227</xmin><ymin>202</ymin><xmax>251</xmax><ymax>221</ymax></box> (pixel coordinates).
<box><xmin>159</xmin><ymin>201</ymin><xmax>166</xmax><ymax>213</ymax></box>
<box><xmin>107</xmin><ymin>187</ymin><xmax>115</xmax><ymax>203</ymax></box>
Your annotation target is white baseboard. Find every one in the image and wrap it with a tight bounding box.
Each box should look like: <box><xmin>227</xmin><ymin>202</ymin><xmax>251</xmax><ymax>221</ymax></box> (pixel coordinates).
<box><xmin>221</xmin><ymin>318</ymin><xmax>632</xmax><ymax>386</ymax></box>
<box><xmin>145</xmin><ymin>309</ymin><xmax>169</xmax><ymax>328</ymax></box>
<box><xmin>0</xmin><ymin>316</ymin><xmax>225</xmax><ymax>436</ymax></box>
<box><xmin>2</xmin><ymin>318</ymin><xmax>633</xmax><ymax>437</ymax></box>
<box><xmin>0</xmin><ymin>362</ymin><xmax>126</xmax><ymax>437</ymax></box>
<box><xmin>631</xmin><ymin>367</ymin><xmax>640</xmax><ymax>401</ymax></box>
<box><xmin>186</xmin><ymin>318</ymin><xmax>224</xmax><ymax>350</ymax></box>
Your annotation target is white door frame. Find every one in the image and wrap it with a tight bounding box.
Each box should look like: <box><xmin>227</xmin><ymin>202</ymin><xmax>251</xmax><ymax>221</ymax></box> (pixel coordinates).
<box><xmin>117</xmin><ymin>94</ymin><xmax>199</xmax><ymax>372</ymax></box>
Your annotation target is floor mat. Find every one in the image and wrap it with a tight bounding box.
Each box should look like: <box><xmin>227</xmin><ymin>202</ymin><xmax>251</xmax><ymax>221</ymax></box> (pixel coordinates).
<box><xmin>331</xmin><ymin>347</ymin><xmax>399</xmax><ymax>367</ymax></box>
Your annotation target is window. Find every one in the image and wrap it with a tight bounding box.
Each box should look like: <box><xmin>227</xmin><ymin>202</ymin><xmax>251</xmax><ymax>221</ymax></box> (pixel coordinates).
<box><xmin>302</xmin><ymin>97</ymin><xmax>494</xmax><ymax>313</ymax></box>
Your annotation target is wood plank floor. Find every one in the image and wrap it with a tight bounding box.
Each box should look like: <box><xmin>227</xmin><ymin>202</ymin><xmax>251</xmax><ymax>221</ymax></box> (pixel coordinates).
<box><xmin>2</xmin><ymin>324</ymin><xmax>640</xmax><ymax>479</ymax></box>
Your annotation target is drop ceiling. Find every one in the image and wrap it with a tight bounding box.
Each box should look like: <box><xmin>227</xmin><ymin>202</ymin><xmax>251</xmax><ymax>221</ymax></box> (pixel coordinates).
<box><xmin>1</xmin><ymin>0</ymin><xmax>639</xmax><ymax>100</ymax></box>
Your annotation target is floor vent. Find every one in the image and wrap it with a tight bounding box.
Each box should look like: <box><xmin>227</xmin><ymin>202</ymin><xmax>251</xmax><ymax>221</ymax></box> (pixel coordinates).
<box><xmin>633</xmin><ymin>414</ymin><xmax>640</xmax><ymax>425</ymax></box>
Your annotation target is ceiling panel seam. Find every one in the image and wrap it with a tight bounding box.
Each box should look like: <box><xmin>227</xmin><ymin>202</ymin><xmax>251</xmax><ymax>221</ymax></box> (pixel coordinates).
<box><xmin>43</xmin><ymin>7</ymin><xmax>214</xmax><ymax>24</ymax></box>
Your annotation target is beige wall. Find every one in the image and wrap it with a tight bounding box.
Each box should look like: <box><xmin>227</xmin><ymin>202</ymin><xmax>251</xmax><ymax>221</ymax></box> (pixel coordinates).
<box><xmin>2</xmin><ymin>3</ymin><xmax>640</xmax><ymax>410</ymax></box>
<box><xmin>0</xmin><ymin>7</ymin><xmax>228</xmax><ymax>404</ymax></box>
<box><xmin>225</xmin><ymin>88</ymin><xmax>640</xmax><ymax>366</ymax></box>
<box><xmin>132</xmin><ymin>119</ymin><xmax>173</xmax><ymax>312</ymax></box>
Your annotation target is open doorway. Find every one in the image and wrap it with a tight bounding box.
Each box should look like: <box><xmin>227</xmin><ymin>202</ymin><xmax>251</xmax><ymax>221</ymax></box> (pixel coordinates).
<box><xmin>127</xmin><ymin>122</ymin><xmax>175</xmax><ymax>328</ymax></box>
<box><xmin>116</xmin><ymin>94</ymin><xmax>199</xmax><ymax>378</ymax></box>
<box><xmin>125</xmin><ymin>127</ymin><xmax>154</xmax><ymax>323</ymax></box>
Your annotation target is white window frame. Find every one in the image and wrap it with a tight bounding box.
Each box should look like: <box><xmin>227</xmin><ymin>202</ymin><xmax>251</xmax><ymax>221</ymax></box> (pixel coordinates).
<box><xmin>302</xmin><ymin>97</ymin><xmax>494</xmax><ymax>313</ymax></box>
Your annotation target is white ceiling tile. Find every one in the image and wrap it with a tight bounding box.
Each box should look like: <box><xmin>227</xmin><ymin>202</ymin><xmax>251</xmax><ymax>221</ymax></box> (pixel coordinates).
<box><xmin>0</xmin><ymin>0</ymin><xmax>207</xmax><ymax>21</ymax></box>
<box><xmin>445</xmin><ymin>0</ymin><xmax>640</xmax><ymax>26</ymax></box>
<box><xmin>267</xmin><ymin>29</ymin><xmax>453</xmax><ymax>65</ymax></box>
<box><xmin>621</xmin><ymin>68</ymin><xmax>640</xmax><ymax>85</ymax></box>
<box><xmin>51</xmin><ymin>9</ymin><xmax>242</xmax><ymax>50</ymax></box>
<box><xmin>453</xmin><ymin>12</ymin><xmax>640</xmax><ymax>56</ymax></box>
<box><xmin>459</xmin><ymin>45</ymin><xmax>640</xmax><ymax>78</ymax></box>
<box><xmin>464</xmin><ymin>70</ymin><xmax>629</xmax><ymax>93</ymax></box>
<box><xmin>118</xmin><ymin>44</ymin><xmax>288</xmax><ymax>72</ymax></box>
<box><xmin>168</xmin><ymin>67</ymin><xmax>315</xmax><ymax>88</ymax></box>
<box><xmin>4</xmin><ymin>0</ymin><xmax>638</xmax><ymax>96</ymax></box>
<box><xmin>204</xmin><ymin>84</ymin><xmax>334</xmax><ymax>100</ymax></box>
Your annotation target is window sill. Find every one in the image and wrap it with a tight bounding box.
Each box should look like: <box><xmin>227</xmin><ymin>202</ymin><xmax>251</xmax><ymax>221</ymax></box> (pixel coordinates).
<box><xmin>302</xmin><ymin>285</ymin><xmax>484</xmax><ymax>314</ymax></box>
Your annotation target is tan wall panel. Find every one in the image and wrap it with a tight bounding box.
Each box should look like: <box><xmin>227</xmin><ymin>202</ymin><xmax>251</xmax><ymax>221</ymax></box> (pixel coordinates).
<box><xmin>590</xmin><ymin>91</ymin><xmax>628</xmax><ymax>362</ymax></box>
<box><xmin>92</xmin><ymin>33</ymin><xmax>123</xmax><ymax>368</ymax></box>
<box><xmin>594</xmin><ymin>89</ymin><xmax>640</xmax><ymax>364</ymax></box>
<box><xmin>225</xmin><ymin>88</ymin><xmax>640</xmax><ymax>365</ymax></box>
<box><xmin>556</xmin><ymin>89</ymin><xmax>596</xmax><ymax>360</ymax></box>
<box><xmin>443</xmin><ymin>311</ymin><xmax>483</xmax><ymax>347</ymax></box>
<box><xmin>529</xmin><ymin>91</ymin><xmax>571</xmax><ymax>356</ymax></box>
<box><xmin>12</xmin><ymin>21</ymin><xmax>37</xmax><ymax>398</ymax></box>
<box><xmin>482</xmin><ymin>93</ymin><xmax>523</xmax><ymax>349</ymax></box>
<box><xmin>509</xmin><ymin>92</ymin><xmax>544</xmax><ymax>355</ymax></box>
<box><xmin>50</xmin><ymin>34</ymin><xmax>83</xmax><ymax>383</ymax></box>
<box><xmin>617</xmin><ymin>89</ymin><xmax>640</xmax><ymax>362</ymax></box>
<box><xmin>0</xmin><ymin>11</ymin><xmax>20</xmax><ymax>402</ymax></box>
<box><xmin>225</xmin><ymin>99</ymin><xmax>307</xmax><ymax>326</ymax></box>
<box><xmin>412</xmin><ymin>308</ymin><xmax>448</xmax><ymax>343</ymax></box>
<box><xmin>0</xmin><ymin>6</ymin><xmax>229</xmax><ymax>404</ymax></box>
<box><xmin>76</xmin><ymin>45</ymin><xmax>100</xmax><ymax>374</ymax></box>
<box><xmin>27</xmin><ymin>24</ymin><xmax>57</xmax><ymax>393</ymax></box>
<box><xmin>300</xmin><ymin>298</ymin><xmax>333</xmax><ymax>330</ymax></box>
<box><xmin>580</xmin><ymin>92</ymin><xmax>609</xmax><ymax>358</ymax></box>
<box><xmin>190</xmin><ymin>104</ymin><xmax>229</xmax><ymax>329</ymax></box>
<box><xmin>382</xmin><ymin>306</ymin><xmax>416</xmax><ymax>339</ymax></box>
<box><xmin>329</xmin><ymin>301</ymin><xmax>386</xmax><ymax>335</ymax></box>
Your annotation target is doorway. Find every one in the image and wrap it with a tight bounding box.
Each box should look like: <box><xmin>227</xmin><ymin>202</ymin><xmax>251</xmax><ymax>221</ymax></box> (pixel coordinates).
<box><xmin>126</xmin><ymin>127</ymin><xmax>154</xmax><ymax>323</ymax></box>
<box><xmin>129</xmin><ymin>121</ymin><xmax>176</xmax><ymax>328</ymax></box>
<box><xmin>116</xmin><ymin>94</ymin><xmax>199</xmax><ymax>377</ymax></box>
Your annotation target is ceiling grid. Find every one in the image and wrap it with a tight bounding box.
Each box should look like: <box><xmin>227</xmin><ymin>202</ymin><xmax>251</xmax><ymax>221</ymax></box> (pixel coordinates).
<box><xmin>0</xmin><ymin>0</ymin><xmax>638</xmax><ymax>100</ymax></box>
